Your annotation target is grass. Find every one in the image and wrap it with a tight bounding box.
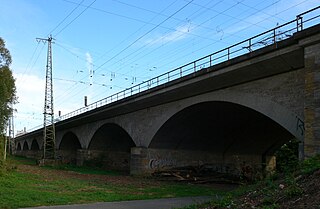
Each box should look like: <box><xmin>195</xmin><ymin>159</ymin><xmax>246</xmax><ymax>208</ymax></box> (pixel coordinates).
<box><xmin>0</xmin><ymin>156</ymin><xmax>225</xmax><ymax>209</ymax></box>
<box><xmin>44</xmin><ymin>163</ymin><xmax>124</xmax><ymax>176</ymax></box>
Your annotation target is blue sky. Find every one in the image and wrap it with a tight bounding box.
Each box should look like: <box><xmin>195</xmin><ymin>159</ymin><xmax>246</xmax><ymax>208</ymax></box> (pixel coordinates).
<box><xmin>0</xmin><ymin>0</ymin><xmax>318</xmax><ymax>134</ymax></box>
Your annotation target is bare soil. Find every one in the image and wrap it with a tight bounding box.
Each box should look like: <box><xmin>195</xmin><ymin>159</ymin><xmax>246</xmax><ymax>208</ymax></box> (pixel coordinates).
<box><xmin>17</xmin><ymin>164</ymin><xmax>156</xmax><ymax>187</ymax></box>
<box><xmin>16</xmin><ymin>164</ymin><xmax>236</xmax><ymax>191</ymax></box>
<box><xmin>200</xmin><ymin>168</ymin><xmax>320</xmax><ymax>209</ymax></box>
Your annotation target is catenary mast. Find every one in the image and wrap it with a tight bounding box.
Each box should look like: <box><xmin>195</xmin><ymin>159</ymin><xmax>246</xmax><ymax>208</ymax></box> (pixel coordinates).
<box><xmin>36</xmin><ymin>35</ymin><xmax>55</xmax><ymax>159</ymax></box>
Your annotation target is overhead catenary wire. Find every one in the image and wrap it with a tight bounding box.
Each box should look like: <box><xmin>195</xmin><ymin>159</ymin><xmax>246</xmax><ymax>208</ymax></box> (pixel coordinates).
<box><xmin>85</xmin><ymin>0</ymin><xmax>311</xmax><ymax>102</ymax></box>
<box><xmin>54</xmin><ymin>0</ymin><xmax>195</xmax><ymax>105</ymax></box>
<box><xmin>15</xmin><ymin>41</ymin><xmax>41</xmax><ymax>84</ymax></box>
<box><xmin>54</xmin><ymin>0</ymin><xmax>97</xmax><ymax>37</ymax></box>
<box><xmin>48</xmin><ymin>0</ymin><xmax>85</xmax><ymax>36</ymax></box>
<box><xmin>55</xmin><ymin>0</ymin><xmax>284</xmax><ymax>103</ymax></box>
<box><xmin>90</xmin><ymin>0</ymin><xmax>251</xmax><ymax>81</ymax></box>
<box><xmin>94</xmin><ymin>0</ymin><xmax>193</xmax><ymax>73</ymax></box>
<box><xmin>54</xmin><ymin>0</ymin><xmax>288</xmax><ymax>105</ymax></box>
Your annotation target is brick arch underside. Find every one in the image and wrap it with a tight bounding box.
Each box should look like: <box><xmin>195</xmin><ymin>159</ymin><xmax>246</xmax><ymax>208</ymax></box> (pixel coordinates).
<box><xmin>23</xmin><ymin>141</ymin><xmax>29</xmax><ymax>151</ymax></box>
<box><xmin>31</xmin><ymin>139</ymin><xmax>40</xmax><ymax>150</ymax></box>
<box><xmin>150</xmin><ymin>101</ymin><xmax>294</xmax><ymax>156</ymax></box>
<box><xmin>59</xmin><ymin>132</ymin><xmax>81</xmax><ymax>164</ymax></box>
<box><xmin>87</xmin><ymin>123</ymin><xmax>135</xmax><ymax>171</ymax></box>
<box><xmin>17</xmin><ymin>142</ymin><xmax>22</xmax><ymax>151</ymax></box>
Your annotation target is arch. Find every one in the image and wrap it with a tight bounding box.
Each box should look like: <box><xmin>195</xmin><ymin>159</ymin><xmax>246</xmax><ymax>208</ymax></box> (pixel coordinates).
<box><xmin>17</xmin><ymin>142</ymin><xmax>22</xmax><ymax>151</ymax></box>
<box><xmin>22</xmin><ymin>141</ymin><xmax>29</xmax><ymax>151</ymax></box>
<box><xmin>31</xmin><ymin>139</ymin><xmax>40</xmax><ymax>150</ymax></box>
<box><xmin>58</xmin><ymin>132</ymin><xmax>81</xmax><ymax>164</ymax></box>
<box><xmin>87</xmin><ymin>123</ymin><xmax>136</xmax><ymax>171</ymax></box>
<box><xmin>59</xmin><ymin>132</ymin><xmax>81</xmax><ymax>150</ymax></box>
<box><xmin>89</xmin><ymin>123</ymin><xmax>135</xmax><ymax>151</ymax></box>
<box><xmin>150</xmin><ymin>101</ymin><xmax>294</xmax><ymax>156</ymax></box>
<box><xmin>144</xmin><ymin>90</ymin><xmax>303</xmax><ymax>149</ymax></box>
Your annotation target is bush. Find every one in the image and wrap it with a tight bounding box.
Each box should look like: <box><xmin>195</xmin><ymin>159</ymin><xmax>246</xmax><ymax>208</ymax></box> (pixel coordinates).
<box><xmin>301</xmin><ymin>154</ymin><xmax>320</xmax><ymax>174</ymax></box>
<box><xmin>275</xmin><ymin>139</ymin><xmax>299</xmax><ymax>173</ymax></box>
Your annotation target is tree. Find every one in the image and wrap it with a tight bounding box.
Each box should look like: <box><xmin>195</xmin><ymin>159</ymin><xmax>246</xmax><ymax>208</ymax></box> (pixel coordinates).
<box><xmin>0</xmin><ymin>37</ymin><xmax>16</xmax><ymax>169</ymax></box>
<box><xmin>0</xmin><ymin>38</ymin><xmax>12</xmax><ymax>68</ymax></box>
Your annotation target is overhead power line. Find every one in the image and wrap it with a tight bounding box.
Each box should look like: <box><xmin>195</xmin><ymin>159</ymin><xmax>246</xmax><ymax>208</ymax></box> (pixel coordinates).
<box><xmin>48</xmin><ymin>0</ymin><xmax>85</xmax><ymax>36</ymax></box>
<box><xmin>94</xmin><ymin>0</ymin><xmax>194</xmax><ymax>74</ymax></box>
<box><xmin>54</xmin><ymin>0</ymin><xmax>97</xmax><ymax>37</ymax></box>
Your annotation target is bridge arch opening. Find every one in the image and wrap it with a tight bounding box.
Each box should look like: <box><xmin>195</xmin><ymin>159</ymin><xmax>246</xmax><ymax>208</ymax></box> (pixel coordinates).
<box><xmin>149</xmin><ymin>101</ymin><xmax>294</xmax><ymax>177</ymax></box>
<box><xmin>59</xmin><ymin>132</ymin><xmax>81</xmax><ymax>164</ymax></box>
<box><xmin>28</xmin><ymin>139</ymin><xmax>41</xmax><ymax>159</ymax></box>
<box><xmin>17</xmin><ymin>142</ymin><xmax>21</xmax><ymax>151</ymax></box>
<box><xmin>87</xmin><ymin>123</ymin><xmax>135</xmax><ymax>171</ymax></box>
<box><xmin>22</xmin><ymin>141</ymin><xmax>29</xmax><ymax>151</ymax></box>
<box><xmin>31</xmin><ymin>139</ymin><xmax>40</xmax><ymax>150</ymax></box>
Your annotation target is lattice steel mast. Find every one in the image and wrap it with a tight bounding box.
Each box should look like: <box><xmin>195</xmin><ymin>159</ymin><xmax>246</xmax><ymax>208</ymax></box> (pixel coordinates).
<box><xmin>36</xmin><ymin>35</ymin><xmax>55</xmax><ymax>159</ymax></box>
<box><xmin>7</xmin><ymin>113</ymin><xmax>14</xmax><ymax>155</ymax></box>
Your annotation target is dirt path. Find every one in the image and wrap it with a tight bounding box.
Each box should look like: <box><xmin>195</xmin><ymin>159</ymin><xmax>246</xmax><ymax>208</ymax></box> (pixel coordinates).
<box><xmin>17</xmin><ymin>164</ymin><xmax>237</xmax><ymax>191</ymax></box>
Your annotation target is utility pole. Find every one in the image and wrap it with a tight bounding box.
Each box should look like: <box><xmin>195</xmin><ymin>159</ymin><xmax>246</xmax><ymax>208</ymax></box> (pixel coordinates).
<box><xmin>4</xmin><ymin>107</ymin><xmax>14</xmax><ymax>160</ymax></box>
<box><xmin>36</xmin><ymin>35</ymin><xmax>55</xmax><ymax>160</ymax></box>
<box><xmin>7</xmin><ymin>113</ymin><xmax>14</xmax><ymax>155</ymax></box>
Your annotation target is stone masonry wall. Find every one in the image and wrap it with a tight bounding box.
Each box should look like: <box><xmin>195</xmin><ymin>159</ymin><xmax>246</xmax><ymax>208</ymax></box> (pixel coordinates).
<box><xmin>304</xmin><ymin>41</ymin><xmax>320</xmax><ymax>157</ymax></box>
<box><xmin>130</xmin><ymin>147</ymin><xmax>275</xmax><ymax>179</ymax></box>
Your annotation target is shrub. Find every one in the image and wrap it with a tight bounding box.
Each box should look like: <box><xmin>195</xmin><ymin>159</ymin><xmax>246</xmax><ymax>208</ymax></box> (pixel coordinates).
<box><xmin>275</xmin><ymin>139</ymin><xmax>299</xmax><ymax>173</ymax></box>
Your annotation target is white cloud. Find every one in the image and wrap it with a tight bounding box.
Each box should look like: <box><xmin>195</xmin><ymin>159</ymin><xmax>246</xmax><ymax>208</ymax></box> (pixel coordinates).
<box><xmin>86</xmin><ymin>52</ymin><xmax>93</xmax><ymax>74</ymax></box>
<box><xmin>145</xmin><ymin>24</ymin><xmax>194</xmax><ymax>46</ymax></box>
<box><xmin>13</xmin><ymin>73</ymin><xmax>45</xmax><ymax>132</ymax></box>
<box><xmin>15</xmin><ymin>73</ymin><xmax>44</xmax><ymax>111</ymax></box>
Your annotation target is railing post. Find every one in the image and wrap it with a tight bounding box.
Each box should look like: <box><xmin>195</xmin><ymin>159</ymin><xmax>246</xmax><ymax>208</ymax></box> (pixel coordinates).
<box><xmin>209</xmin><ymin>55</ymin><xmax>212</xmax><ymax>66</ymax></box>
<box><xmin>194</xmin><ymin>62</ymin><xmax>196</xmax><ymax>72</ymax></box>
<box><xmin>296</xmin><ymin>15</ymin><xmax>304</xmax><ymax>31</ymax></box>
<box><xmin>227</xmin><ymin>48</ymin><xmax>230</xmax><ymax>60</ymax></box>
<box><xmin>273</xmin><ymin>29</ymin><xmax>276</xmax><ymax>44</ymax></box>
<box><xmin>168</xmin><ymin>72</ymin><xmax>170</xmax><ymax>82</ymax></box>
<box><xmin>180</xmin><ymin>67</ymin><xmax>182</xmax><ymax>77</ymax></box>
<box><xmin>248</xmin><ymin>39</ymin><xmax>252</xmax><ymax>52</ymax></box>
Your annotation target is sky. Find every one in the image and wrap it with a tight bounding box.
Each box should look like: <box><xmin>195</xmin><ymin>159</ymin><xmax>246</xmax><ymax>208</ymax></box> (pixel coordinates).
<box><xmin>0</xmin><ymin>0</ymin><xmax>319</xmax><ymax>135</ymax></box>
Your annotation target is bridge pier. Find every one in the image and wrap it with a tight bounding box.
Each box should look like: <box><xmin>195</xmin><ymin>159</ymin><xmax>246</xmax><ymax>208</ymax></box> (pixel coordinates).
<box><xmin>76</xmin><ymin>149</ymin><xmax>88</xmax><ymax>166</ymax></box>
<box><xmin>303</xmin><ymin>36</ymin><xmax>320</xmax><ymax>158</ymax></box>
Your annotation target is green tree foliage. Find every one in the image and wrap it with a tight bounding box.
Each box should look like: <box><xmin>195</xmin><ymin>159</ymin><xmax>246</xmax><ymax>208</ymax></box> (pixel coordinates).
<box><xmin>0</xmin><ymin>38</ymin><xmax>12</xmax><ymax>68</ymax></box>
<box><xmin>0</xmin><ymin>37</ymin><xmax>16</xmax><ymax>169</ymax></box>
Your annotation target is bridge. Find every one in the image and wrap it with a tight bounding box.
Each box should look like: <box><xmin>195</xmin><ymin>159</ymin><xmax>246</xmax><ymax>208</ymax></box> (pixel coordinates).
<box><xmin>15</xmin><ymin>7</ymin><xmax>320</xmax><ymax>177</ymax></box>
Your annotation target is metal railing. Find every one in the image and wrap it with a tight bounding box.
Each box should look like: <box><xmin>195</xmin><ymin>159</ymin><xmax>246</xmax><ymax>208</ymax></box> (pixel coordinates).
<box><xmin>28</xmin><ymin>6</ymin><xmax>320</xmax><ymax>133</ymax></box>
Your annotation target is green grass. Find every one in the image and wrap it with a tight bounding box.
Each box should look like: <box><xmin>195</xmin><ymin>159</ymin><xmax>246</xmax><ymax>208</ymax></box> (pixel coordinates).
<box><xmin>0</xmin><ymin>157</ymin><xmax>225</xmax><ymax>209</ymax></box>
<box><xmin>43</xmin><ymin>164</ymin><xmax>123</xmax><ymax>176</ymax></box>
<box><xmin>7</xmin><ymin>156</ymin><xmax>38</xmax><ymax>165</ymax></box>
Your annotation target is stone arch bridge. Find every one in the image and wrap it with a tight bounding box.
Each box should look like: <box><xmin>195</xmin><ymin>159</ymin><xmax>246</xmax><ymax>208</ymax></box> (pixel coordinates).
<box><xmin>15</xmin><ymin>24</ymin><xmax>320</xmax><ymax>177</ymax></box>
